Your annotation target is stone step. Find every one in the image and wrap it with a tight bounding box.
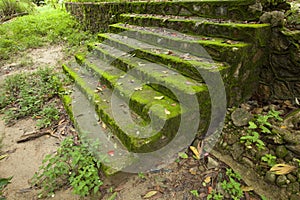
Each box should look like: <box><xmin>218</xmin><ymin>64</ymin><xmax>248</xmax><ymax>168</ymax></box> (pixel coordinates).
<box><xmin>108</xmin><ymin>23</ymin><xmax>251</xmax><ymax>63</ymax></box>
<box><xmin>86</xmin><ymin>42</ymin><xmax>210</xmax><ymax>104</ymax></box>
<box><xmin>96</xmin><ymin>32</ymin><xmax>229</xmax><ymax>82</ymax></box>
<box><xmin>64</xmin><ymin>84</ymin><xmax>135</xmax><ymax>175</ymax></box>
<box><xmin>119</xmin><ymin>13</ymin><xmax>270</xmax><ymax>46</ymax></box>
<box><xmin>95</xmin><ymin>32</ymin><xmax>259</xmax><ymax>105</ymax></box>
<box><xmin>62</xmin><ymin>61</ymin><xmax>196</xmax><ymax>153</ymax></box>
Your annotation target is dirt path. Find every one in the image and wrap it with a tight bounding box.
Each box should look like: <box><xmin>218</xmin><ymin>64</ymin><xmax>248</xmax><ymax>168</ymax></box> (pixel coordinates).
<box><xmin>0</xmin><ymin>45</ymin><xmax>81</xmax><ymax>200</ymax></box>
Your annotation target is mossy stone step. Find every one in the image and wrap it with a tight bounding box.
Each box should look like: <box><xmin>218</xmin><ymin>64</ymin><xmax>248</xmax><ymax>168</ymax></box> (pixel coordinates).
<box><xmin>74</xmin><ymin>54</ymin><xmax>183</xmax><ymax>126</ymax></box>
<box><xmin>64</xmin><ymin>84</ymin><xmax>135</xmax><ymax>175</ymax></box>
<box><xmin>96</xmin><ymin>32</ymin><xmax>229</xmax><ymax>82</ymax></box>
<box><xmin>63</xmin><ymin>62</ymin><xmax>187</xmax><ymax>152</ymax></box>
<box><xmin>108</xmin><ymin>23</ymin><xmax>251</xmax><ymax>63</ymax></box>
<box><xmin>87</xmin><ymin>42</ymin><xmax>210</xmax><ymax>106</ymax></box>
<box><xmin>119</xmin><ymin>13</ymin><xmax>270</xmax><ymax>46</ymax></box>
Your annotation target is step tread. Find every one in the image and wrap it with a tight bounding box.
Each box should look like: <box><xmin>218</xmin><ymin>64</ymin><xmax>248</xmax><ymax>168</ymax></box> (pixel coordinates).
<box><xmin>121</xmin><ymin>13</ymin><xmax>269</xmax><ymax>28</ymax></box>
<box><xmin>77</xmin><ymin>54</ymin><xmax>183</xmax><ymax>120</ymax></box>
<box><xmin>88</xmin><ymin>43</ymin><xmax>208</xmax><ymax>100</ymax></box>
<box><xmin>110</xmin><ymin>23</ymin><xmax>249</xmax><ymax>48</ymax></box>
<box><xmin>70</xmin><ymin>85</ymin><xmax>134</xmax><ymax>174</ymax></box>
<box><xmin>97</xmin><ymin>32</ymin><xmax>228</xmax><ymax>70</ymax></box>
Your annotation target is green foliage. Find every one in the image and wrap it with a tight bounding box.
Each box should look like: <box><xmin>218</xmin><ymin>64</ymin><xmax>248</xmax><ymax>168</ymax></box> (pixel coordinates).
<box><xmin>207</xmin><ymin>169</ymin><xmax>243</xmax><ymax>200</ymax></box>
<box><xmin>0</xmin><ymin>6</ymin><xmax>93</xmax><ymax>61</ymax></box>
<box><xmin>240</xmin><ymin>110</ymin><xmax>282</xmax><ymax>150</ymax></box>
<box><xmin>221</xmin><ymin>169</ymin><xmax>243</xmax><ymax>200</ymax></box>
<box><xmin>207</xmin><ymin>190</ymin><xmax>224</xmax><ymax>200</ymax></box>
<box><xmin>0</xmin><ymin>0</ymin><xmax>35</xmax><ymax>18</ymax></box>
<box><xmin>261</xmin><ymin>154</ymin><xmax>277</xmax><ymax>167</ymax></box>
<box><xmin>0</xmin><ymin>176</ymin><xmax>12</xmax><ymax>200</ymax></box>
<box><xmin>190</xmin><ymin>190</ymin><xmax>199</xmax><ymax>197</ymax></box>
<box><xmin>0</xmin><ymin>67</ymin><xmax>61</xmax><ymax>126</ymax></box>
<box><xmin>138</xmin><ymin>172</ymin><xmax>145</xmax><ymax>179</ymax></box>
<box><xmin>35</xmin><ymin>103</ymin><xmax>60</xmax><ymax>128</ymax></box>
<box><xmin>240</xmin><ymin>131</ymin><xmax>266</xmax><ymax>150</ymax></box>
<box><xmin>32</xmin><ymin>137</ymin><xmax>104</xmax><ymax>197</ymax></box>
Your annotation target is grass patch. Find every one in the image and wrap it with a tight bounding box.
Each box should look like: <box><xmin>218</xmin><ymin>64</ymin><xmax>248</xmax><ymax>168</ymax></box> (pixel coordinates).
<box><xmin>0</xmin><ymin>67</ymin><xmax>62</xmax><ymax>128</ymax></box>
<box><xmin>0</xmin><ymin>6</ymin><xmax>93</xmax><ymax>62</ymax></box>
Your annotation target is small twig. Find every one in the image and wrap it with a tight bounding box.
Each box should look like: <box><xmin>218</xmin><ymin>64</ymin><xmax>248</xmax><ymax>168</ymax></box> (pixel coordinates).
<box><xmin>16</xmin><ymin>130</ymin><xmax>58</xmax><ymax>143</ymax></box>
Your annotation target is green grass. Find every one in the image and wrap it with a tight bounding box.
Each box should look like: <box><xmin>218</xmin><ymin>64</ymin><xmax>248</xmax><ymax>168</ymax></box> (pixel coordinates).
<box><xmin>0</xmin><ymin>6</ymin><xmax>93</xmax><ymax>62</ymax></box>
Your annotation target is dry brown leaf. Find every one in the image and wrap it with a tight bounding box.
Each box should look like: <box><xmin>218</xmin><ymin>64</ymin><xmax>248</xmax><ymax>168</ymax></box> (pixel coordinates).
<box><xmin>270</xmin><ymin>164</ymin><xmax>296</xmax><ymax>175</ymax></box>
<box><xmin>189</xmin><ymin>167</ymin><xmax>197</xmax><ymax>175</ymax></box>
<box><xmin>189</xmin><ymin>146</ymin><xmax>200</xmax><ymax>160</ymax></box>
<box><xmin>143</xmin><ymin>190</ymin><xmax>158</xmax><ymax>199</ymax></box>
<box><xmin>154</xmin><ymin>96</ymin><xmax>164</xmax><ymax>100</ymax></box>
<box><xmin>102</xmin><ymin>122</ymin><xmax>107</xmax><ymax>130</ymax></box>
<box><xmin>204</xmin><ymin>176</ymin><xmax>211</xmax><ymax>183</ymax></box>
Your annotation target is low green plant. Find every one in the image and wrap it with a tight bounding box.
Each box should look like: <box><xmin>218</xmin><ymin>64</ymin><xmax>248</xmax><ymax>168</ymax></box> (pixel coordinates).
<box><xmin>138</xmin><ymin>172</ymin><xmax>145</xmax><ymax>179</ymax></box>
<box><xmin>0</xmin><ymin>68</ymin><xmax>61</xmax><ymax>126</ymax></box>
<box><xmin>261</xmin><ymin>154</ymin><xmax>277</xmax><ymax>167</ymax></box>
<box><xmin>207</xmin><ymin>190</ymin><xmax>224</xmax><ymax>200</ymax></box>
<box><xmin>190</xmin><ymin>189</ymin><xmax>199</xmax><ymax>197</ymax></box>
<box><xmin>240</xmin><ymin>110</ymin><xmax>282</xmax><ymax>150</ymax></box>
<box><xmin>35</xmin><ymin>103</ymin><xmax>60</xmax><ymax>128</ymax></box>
<box><xmin>0</xmin><ymin>176</ymin><xmax>12</xmax><ymax>200</ymax></box>
<box><xmin>32</xmin><ymin>137</ymin><xmax>104</xmax><ymax>197</ymax></box>
<box><xmin>240</xmin><ymin>131</ymin><xmax>266</xmax><ymax>150</ymax></box>
<box><xmin>221</xmin><ymin>169</ymin><xmax>243</xmax><ymax>200</ymax></box>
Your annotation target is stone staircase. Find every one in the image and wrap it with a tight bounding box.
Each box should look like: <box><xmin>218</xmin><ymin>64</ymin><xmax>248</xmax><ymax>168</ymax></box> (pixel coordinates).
<box><xmin>62</xmin><ymin>0</ymin><xmax>271</xmax><ymax>174</ymax></box>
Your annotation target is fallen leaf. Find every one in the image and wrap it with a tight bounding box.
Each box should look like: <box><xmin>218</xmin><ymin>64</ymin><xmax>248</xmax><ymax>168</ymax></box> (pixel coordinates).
<box><xmin>162</xmin><ymin>71</ymin><xmax>168</xmax><ymax>74</ymax></box>
<box><xmin>154</xmin><ymin>96</ymin><xmax>164</xmax><ymax>100</ymax></box>
<box><xmin>134</xmin><ymin>87</ymin><xmax>143</xmax><ymax>91</ymax></box>
<box><xmin>241</xmin><ymin>186</ymin><xmax>254</xmax><ymax>192</ymax></box>
<box><xmin>102</xmin><ymin>122</ymin><xmax>107</xmax><ymax>130</ymax></box>
<box><xmin>164</xmin><ymin>109</ymin><xmax>170</xmax><ymax>115</ymax></box>
<box><xmin>107</xmin><ymin>150</ymin><xmax>115</xmax><ymax>156</ymax></box>
<box><xmin>189</xmin><ymin>167</ymin><xmax>197</xmax><ymax>175</ymax></box>
<box><xmin>207</xmin><ymin>186</ymin><xmax>213</xmax><ymax>194</ymax></box>
<box><xmin>0</xmin><ymin>154</ymin><xmax>8</xmax><ymax>160</ymax></box>
<box><xmin>178</xmin><ymin>152</ymin><xmax>188</xmax><ymax>159</ymax></box>
<box><xmin>143</xmin><ymin>190</ymin><xmax>158</xmax><ymax>199</ymax></box>
<box><xmin>280</xmin><ymin>125</ymin><xmax>287</xmax><ymax>129</ymax></box>
<box><xmin>189</xmin><ymin>146</ymin><xmax>200</xmax><ymax>160</ymax></box>
<box><xmin>171</xmin><ymin>103</ymin><xmax>177</xmax><ymax>107</ymax></box>
<box><xmin>204</xmin><ymin>176</ymin><xmax>211</xmax><ymax>184</ymax></box>
<box><xmin>270</xmin><ymin>164</ymin><xmax>296</xmax><ymax>175</ymax></box>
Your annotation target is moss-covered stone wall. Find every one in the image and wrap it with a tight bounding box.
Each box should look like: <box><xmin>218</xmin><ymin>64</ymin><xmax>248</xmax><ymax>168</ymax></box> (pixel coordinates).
<box><xmin>65</xmin><ymin>1</ymin><xmax>261</xmax><ymax>33</ymax></box>
<box><xmin>257</xmin><ymin>28</ymin><xmax>300</xmax><ymax>100</ymax></box>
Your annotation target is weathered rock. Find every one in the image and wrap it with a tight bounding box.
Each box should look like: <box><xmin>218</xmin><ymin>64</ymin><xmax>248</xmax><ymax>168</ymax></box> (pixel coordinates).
<box><xmin>287</xmin><ymin>182</ymin><xmax>300</xmax><ymax>194</ymax></box>
<box><xmin>207</xmin><ymin>156</ymin><xmax>219</xmax><ymax>169</ymax></box>
<box><xmin>242</xmin><ymin>156</ymin><xmax>254</xmax><ymax>167</ymax></box>
<box><xmin>265</xmin><ymin>171</ymin><xmax>276</xmax><ymax>184</ymax></box>
<box><xmin>276</xmin><ymin>175</ymin><xmax>288</xmax><ymax>186</ymax></box>
<box><xmin>231</xmin><ymin>143</ymin><xmax>244</xmax><ymax>160</ymax></box>
<box><xmin>286</xmin><ymin>144</ymin><xmax>300</xmax><ymax>156</ymax></box>
<box><xmin>290</xmin><ymin>194</ymin><xmax>300</xmax><ymax>200</ymax></box>
<box><xmin>231</xmin><ymin>108</ymin><xmax>253</xmax><ymax>127</ymax></box>
<box><xmin>287</xmin><ymin>174</ymin><xmax>297</xmax><ymax>183</ymax></box>
<box><xmin>276</xmin><ymin>145</ymin><xmax>288</xmax><ymax>158</ymax></box>
<box><xmin>260</xmin><ymin>11</ymin><xmax>285</xmax><ymax>27</ymax></box>
<box><xmin>284</xmin><ymin>109</ymin><xmax>300</xmax><ymax>129</ymax></box>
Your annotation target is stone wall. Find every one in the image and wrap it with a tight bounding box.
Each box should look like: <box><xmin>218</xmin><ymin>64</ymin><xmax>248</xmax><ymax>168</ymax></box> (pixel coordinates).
<box><xmin>257</xmin><ymin>25</ymin><xmax>300</xmax><ymax>101</ymax></box>
<box><xmin>65</xmin><ymin>1</ymin><xmax>261</xmax><ymax>33</ymax></box>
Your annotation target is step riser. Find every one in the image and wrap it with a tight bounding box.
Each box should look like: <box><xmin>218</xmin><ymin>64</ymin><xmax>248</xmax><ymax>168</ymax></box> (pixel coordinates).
<box><xmin>108</xmin><ymin>24</ymin><xmax>252</xmax><ymax>64</ymax></box>
<box><xmin>120</xmin><ymin>15</ymin><xmax>270</xmax><ymax>46</ymax></box>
